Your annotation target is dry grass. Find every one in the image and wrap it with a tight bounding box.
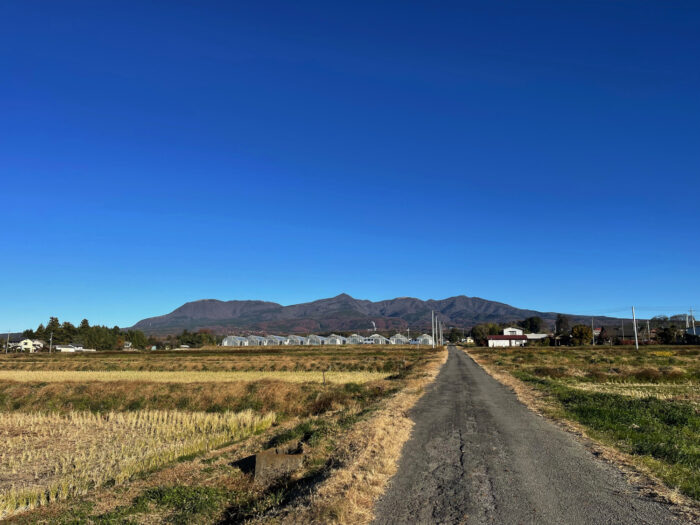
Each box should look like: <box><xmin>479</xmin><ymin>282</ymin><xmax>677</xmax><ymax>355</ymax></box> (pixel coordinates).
<box><xmin>0</xmin><ymin>346</ymin><xmax>440</xmax><ymax>522</ymax></box>
<box><xmin>0</xmin><ymin>409</ymin><xmax>275</xmax><ymax>518</ymax></box>
<box><xmin>0</xmin><ymin>370</ymin><xmax>390</xmax><ymax>384</ymax></box>
<box><xmin>0</xmin><ymin>346</ymin><xmax>425</xmax><ymax>373</ymax></box>
<box><xmin>270</xmin><ymin>347</ymin><xmax>449</xmax><ymax>524</ymax></box>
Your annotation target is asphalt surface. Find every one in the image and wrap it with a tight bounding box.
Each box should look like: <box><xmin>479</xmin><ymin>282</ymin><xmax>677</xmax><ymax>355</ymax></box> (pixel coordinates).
<box><xmin>373</xmin><ymin>346</ymin><xmax>686</xmax><ymax>525</ymax></box>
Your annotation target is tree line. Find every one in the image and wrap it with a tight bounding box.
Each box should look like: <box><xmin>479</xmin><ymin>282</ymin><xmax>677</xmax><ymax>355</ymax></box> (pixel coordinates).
<box><xmin>22</xmin><ymin>318</ymin><xmax>151</xmax><ymax>350</ymax></box>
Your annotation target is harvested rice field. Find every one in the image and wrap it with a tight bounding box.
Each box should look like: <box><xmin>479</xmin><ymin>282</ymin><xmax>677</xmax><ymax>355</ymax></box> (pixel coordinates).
<box><xmin>0</xmin><ymin>345</ymin><xmax>444</xmax><ymax>523</ymax></box>
<box><xmin>0</xmin><ymin>370</ymin><xmax>391</xmax><ymax>384</ymax></box>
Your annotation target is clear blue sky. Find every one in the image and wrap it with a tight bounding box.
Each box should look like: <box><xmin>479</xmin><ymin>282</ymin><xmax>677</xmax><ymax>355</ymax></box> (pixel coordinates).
<box><xmin>2</xmin><ymin>1</ymin><xmax>699</xmax><ymax>330</ymax></box>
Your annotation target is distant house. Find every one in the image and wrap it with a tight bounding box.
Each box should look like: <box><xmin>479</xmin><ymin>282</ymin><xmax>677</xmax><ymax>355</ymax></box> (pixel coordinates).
<box><xmin>417</xmin><ymin>334</ymin><xmax>434</xmax><ymax>345</ymax></box>
<box><xmin>123</xmin><ymin>341</ymin><xmax>133</xmax><ymax>349</ymax></box>
<box><xmin>463</xmin><ymin>337</ymin><xmax>475</xmax><ymax>345</ymax></box>
<box><xmin>367</xmin><ymin>334</ymin><xmax>389</xmax><ymax>345</ymax></box>
<box><xmin>389</xmin><ymin>334</ymin><xmax>409</xmax><ymax>345</ymax></box>
<box><xmin>326</xmin><ymin>334</ymin><xmax>346</xmax><ymax>345</ymax></box>
<box><xmin>488</xmin><ymin>327</ymin><xmax>528</xmax><ymax>347</ymax></box>
<box><xmin>346</xmin><ymin>334</ymin><xmax>364</xmax><ymax>345</ymax></box>
<box><xmin>503</xmin><ymin>327</ymin><xmax>524</xmax><ymax>336</ymax></box>
<box><xmin>19</xmin><ymin>339</ymin><xmax>44</xmax><ymax>352</ymax></box>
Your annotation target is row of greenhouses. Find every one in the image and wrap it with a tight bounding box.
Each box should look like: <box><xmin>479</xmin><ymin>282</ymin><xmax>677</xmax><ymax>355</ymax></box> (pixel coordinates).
<box><xmin>220</xmin><ymin>333</ymin><xmax>434</xmax><ymax>347</ymax></box>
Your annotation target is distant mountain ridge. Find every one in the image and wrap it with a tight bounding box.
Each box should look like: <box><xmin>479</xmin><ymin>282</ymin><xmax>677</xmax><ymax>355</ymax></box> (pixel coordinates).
<box><xmin>131</xmin><ymin>294</ymin><xmax>614</xmax><ymax>335</ymax></box>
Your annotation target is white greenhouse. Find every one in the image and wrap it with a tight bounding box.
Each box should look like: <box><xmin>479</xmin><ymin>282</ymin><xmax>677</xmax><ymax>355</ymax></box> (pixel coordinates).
<box><xmin>247</xmin><ymin>335</ymin><xmax>266</xmax><ymax>346</ymax></box>
<box><xmin>346</xmin><ymin>334</ymin><xmax>364</xmax><ymax>345</ymax></box>
<box><xmin>266</xmin><ymin>335</ymin><xmax>286</xmax><ymax>346</ymax></box>
<box><xmin>221</xmin><ymin>336</ymin><xmax>248</xmax><ymax>347</ymax></box>
<box><xmin>367</xmin><ymin>334</ymin><xmax>389</xmax><ymax>345</ymax></box>
<box><xmin>285</xmin><ymin>335</ymin><xmax>307</xmax><ymax>346</ymax></box>
<box><xmin>417</xmin><ymin>334</ymin><xmax>434</xmax><ymax>345</ymax></box>
<box><xmin>389</xmin><ymin>333</ymin><xmax>409</xmax><ymax>345</ymax></box>
<box><xmin>306</xmin><ymin>334</ymin><xmax>327</xmax><ymax>346</ymax></box>
<box><xmin>326</xmin><ymin>334</ymin><xmax>347</xmax><ymax>345</ymax></box>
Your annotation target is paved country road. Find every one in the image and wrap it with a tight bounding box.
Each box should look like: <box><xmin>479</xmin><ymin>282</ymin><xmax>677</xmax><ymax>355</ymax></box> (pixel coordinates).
<box><xmin>373</xmin><ymin>346</ymin><xmax>687</xmax><ymax>525</ymax></box>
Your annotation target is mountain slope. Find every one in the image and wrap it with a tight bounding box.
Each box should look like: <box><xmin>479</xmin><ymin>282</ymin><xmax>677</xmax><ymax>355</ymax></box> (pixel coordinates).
<box><xmin>131</xmin><ymin>294</ymin><xmax>608</xmax><ymax>335</ymax></box>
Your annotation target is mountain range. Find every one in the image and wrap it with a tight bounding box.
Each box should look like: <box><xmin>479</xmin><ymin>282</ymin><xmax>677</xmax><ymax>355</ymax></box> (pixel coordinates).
<box><xmin>131</xmin><ymin>294</ymin><xmax>615</xmax><ymax>335</ymax></box>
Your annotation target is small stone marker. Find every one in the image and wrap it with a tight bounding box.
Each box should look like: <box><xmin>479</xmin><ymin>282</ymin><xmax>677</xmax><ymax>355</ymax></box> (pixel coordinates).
<box><xmin>254</xmin><ymin>443</ymin><xmax>304</xmax><ymax>484</ymax></box>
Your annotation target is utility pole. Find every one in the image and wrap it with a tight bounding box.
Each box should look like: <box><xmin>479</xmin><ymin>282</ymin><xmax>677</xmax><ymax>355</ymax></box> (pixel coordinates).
<box><xmin>5</xmin><ymin>332</ymin><xmax>8</xmax><ymax>354</ymax></box>
<box><xmin>49</xmin><ymin>331</ymin><xmax>53</xmax><ymax>353</ymax></box>
<box><xmin>692</xmin><ymin>308</ymin><xmax>697</xmax><ymax>336</ymax></box>
<box><xmin>621</xmin><ymin>320</ymin><xmax>625</xmax><ymax>342</ymax></box>
<box><xmin>646</xmin><ymin>320</ymin><xmax>651</xmax><ymax>343</ymax></box>
<box><xmin>632</xmin><ymin>306</ymin><xmax>639</xmax><ymax>350</ymax></box>
<box><xmin>431</xmin><ymin>310</ymin><xmax>435</xmax><ymax>348</ymax></box>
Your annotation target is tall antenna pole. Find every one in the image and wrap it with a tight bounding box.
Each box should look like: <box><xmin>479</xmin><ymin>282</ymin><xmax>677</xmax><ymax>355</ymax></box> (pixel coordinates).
<box><xmin>632</xmin><ymin>306</ymin><xmax>639</xmax><ymax>350</ymax></box>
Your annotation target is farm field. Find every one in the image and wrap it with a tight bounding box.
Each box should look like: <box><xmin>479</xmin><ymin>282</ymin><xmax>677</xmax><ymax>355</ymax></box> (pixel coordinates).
<box><xmin>0</xmin><ymin>345</ymin><xmax>442</xmax><ymax>523</ymax></box>
<box><xmin>467</xmin><ymin>345</ymin><xmax>700</xmax><ymax>503</ymax></box>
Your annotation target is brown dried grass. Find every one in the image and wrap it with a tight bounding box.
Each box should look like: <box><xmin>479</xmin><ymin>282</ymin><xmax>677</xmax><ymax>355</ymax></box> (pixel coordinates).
<box><xmin>271</xmin><ymin>347</ymin><xmax>449</xmax><ymax>524</ymax></box>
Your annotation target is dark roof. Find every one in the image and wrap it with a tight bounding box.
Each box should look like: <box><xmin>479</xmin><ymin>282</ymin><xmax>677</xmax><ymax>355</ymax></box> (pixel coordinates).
<box><xmin>487</xmin><ymin>335</ymin><xmax>528</xmax><ymax>340</ymax></box>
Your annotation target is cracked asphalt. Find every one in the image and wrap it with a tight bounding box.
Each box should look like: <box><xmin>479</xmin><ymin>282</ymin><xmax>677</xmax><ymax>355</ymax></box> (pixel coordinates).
<box><xmin>372</xmin><ymin>346</ymin><xmax>687</xmax><ymax>525</ymax></box>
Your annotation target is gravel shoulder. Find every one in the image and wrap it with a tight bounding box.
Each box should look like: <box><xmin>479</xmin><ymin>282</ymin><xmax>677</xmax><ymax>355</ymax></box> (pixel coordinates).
<box><xmin>372</xmin><ymin>346</ymin><xmax>687</xmax><ymax>525</ymax></box>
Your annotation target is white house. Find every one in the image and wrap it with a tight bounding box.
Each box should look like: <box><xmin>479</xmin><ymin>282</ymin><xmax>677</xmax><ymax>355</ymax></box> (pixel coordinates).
<box><xmin>367</xmin><ymin>334</ymin><xmax>389</xmax><ymax>345</ymax></box>
<box><xmin>19</xmin><ymin>339</ymin><xmax>44</xmax><ymax>352</ymax></box>
<box><xmin>389</xmin><ymin>333</ymin><xmax>409</xmax><ymax>345</ymax></box>
<box><xmin>326</xmin><ymin>334</ymin><xmax>346</xmax><ymax>345</ymax></box>
<box><xmin>346</xmin><ymin>334</ymin><xmax>364</xmax><ymax>345</ymax></box>
<box><xmin>487</xmin><ymin>327</ymin><xmax>528</xmax><ymax>347</ymax></box>
<box><xmin>417</xmin><ymin>334</ymin><xmax>434</xmax><ymax>345</ymax></box>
